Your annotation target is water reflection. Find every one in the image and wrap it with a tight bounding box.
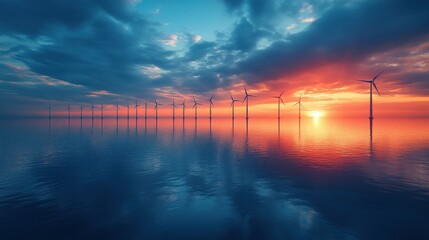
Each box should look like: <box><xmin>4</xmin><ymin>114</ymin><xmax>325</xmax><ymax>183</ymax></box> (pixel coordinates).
<box><xmin>0</xmin><ymin>117</ymin><xmax>429</xmax><ymax>239</ymax></box>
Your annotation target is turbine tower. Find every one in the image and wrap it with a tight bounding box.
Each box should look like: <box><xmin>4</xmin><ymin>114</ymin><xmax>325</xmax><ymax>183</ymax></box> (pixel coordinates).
<box><xmin>274</xmin><ymin>90</ymin><xmax>285</xmax><ymax>119</ymax></box>
<box><xmin>243</xmin><ymin>84</ymin><xmax>255</xmax><ymax>119</ymax></box>
<box><xmin>115</xmin><ymin>103</ymin><xmax>120</xmax><ymax>119</ymax></box>
<box><xmin>126</xmin><ymin>102</ymin><xmax>130</xmax><ymax>119</ymax></box>
<box><xmin>179</xmin><ymin>99</ymin><xmax>186</xmax><ymax>119</ymax></box>
<box><xmin>144</xmin><ymin>100</ymin><xmax>148</xmax><ymax>119</ymax></box>
<box><xmin>48</xmin><ymin>104</ymin><xmax>51</xmax><ymax>119</ymax></box>
<box><xmin>80</xmin><ymin>105</ymin><xmax>83</xmax><ymax>119</ymax></box>
<box><xmin>207</xmin><ymin>95</ymin><xmax>214</xmax><ymax>119</ymax></box>
<box><xmin>134</xmin><ymin>101</ymin><xmax>140</xmax><ymax>119</ymax></box>
<box><xmin>170</xmin><ymin>99</ymin><xmax>177</xmax><ymax>119</ymax></box>
<box><xmin>100</xmin><ymin>104</ymin><xmax>104</xmax><ymax>119</ymax></box>
<box><xmin>230</xmin><ymin>94</ymin><xmax>240</xmax><ymax>119</ymax></box>
<box><xmin>154</xmin><ymin>100</ymin><xmax>162</xmax><ymax>119</ymax></box>
<box><xmin>192</xmin><ymin>97</ymin><xmax>201</xmax><ymax>119</ymax></box>
<box><xmin>67</xmin><ymin>104</ymin><xmax>71</xmax><ymax>119</ymax></box>
<box><xmin>357</xmin><ymin>71</ymin><xmax>382</xmax><ymax>119</ymax></box>
<box><xmin>91</xmin><ymin>104</ymin><xmax>95</xmax><ymax>119</ymax></box>
<box><xmin>293</xmin><ymin>94</ymin><xmax>303</xmax><ymax>119</ymax></box>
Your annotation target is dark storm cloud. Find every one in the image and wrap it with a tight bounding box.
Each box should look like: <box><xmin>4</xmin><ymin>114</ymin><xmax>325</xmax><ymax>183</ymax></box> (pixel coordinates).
<box><xmin>0</xmin><ymin>0</ymin><xmax>177</xmax><ymax>103</ymax></box>
<box><xmin>186</xmin><ymin>41</ymin><xmax>217</xmax><ymax>61</ymax></box>
<box><xmin>232</xmin><ymin>0</ymin><xmax>429</xmax><ymax>83</ymax></box>
<box><xmin>224</xmin><ymin>17</ymin><xmax>270</xmax><ymax>52</ymax></box>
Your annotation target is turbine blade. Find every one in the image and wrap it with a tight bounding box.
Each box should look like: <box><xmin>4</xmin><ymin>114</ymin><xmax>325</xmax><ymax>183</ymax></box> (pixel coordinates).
<box><xmin>293</xmin><ymin>102</ymin><xmax>299</xmax><ymax>107</ymax></box>
<box><xmin>280</xmin><ymin>98</ymin><xmax>285</xmax><ymax>105</ymax></box>
<box><xmin>357</xmin><ymin>80</ymin><xmax>372</xmax><ymax>83</ymax></box>
<box><xmin>373</xmin><ymin>71</ymin><xmax>383</xmax><ymax>81</ymax></box>
<box><xmin>373</xmin><ymin>82</ymin><xmax>380</xmax><ymax>95</ymax></box>
<box><xmin>279</xmin><ymin>89</ymin><xmax>285</xmax><ymax>97</ymax></box>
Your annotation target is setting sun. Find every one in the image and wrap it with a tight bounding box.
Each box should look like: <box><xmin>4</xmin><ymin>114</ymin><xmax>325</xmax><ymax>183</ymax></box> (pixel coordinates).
<box><xmin>310</xmin><ymin>111</ymin><xmax>324</xmax><ymax>118</ymax></box>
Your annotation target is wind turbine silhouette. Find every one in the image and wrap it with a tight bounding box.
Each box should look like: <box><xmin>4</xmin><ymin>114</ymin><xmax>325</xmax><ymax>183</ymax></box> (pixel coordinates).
<box><xmin>144</xmin><ymin>100</ymin><xmax>148</xmax><ymax>119</ymax></box>
<box><xmin>154</xmin><ymin>100</ymin><xmax>162</xmax><ymax>119</ymax></box>
<box><xmin>91</xmin><ymin>104</ymin><xmax>95</xmax><ymax>119</ymax></box>
<box><xmin>192</xmin><ymin>97</ymin><xmax>202</xmax><ymax>119</ymax></box>
<box><xmin>80</xmin><ymin>105</ymin><xmax>83</xmax><ymax>119</ymax></box>
<box><xmin>357</xmin><ymin>71</ymin><xmax>382</xmax><ymax>120</ymax></box>
<box><xmin>170</xmin><ymin>99</ymin><xmax>177</xmax><ymax>119</ymax></box>
<box><xmin>115</xmin><ymin>102</ymin><xmax>120</xmax><ymax>119</ymax></box>
<box><xmin>207</xmin><ymin>95</ymin><xmax>214</xmax><ymax>119</ymax></box>
<box><xmin>179</xmin><ymin>98</ymin><xmax>186</xmax><ymax>119</ymax></box>
<box><xmin>126</xmin><ymin>102</ymin><xmax>130</xmax><ymax>119</ymax></box>
<box><xmin>67</xmin><ymin>104</ymin><xmax>71</xmax><ymax>119</ymax></box>
<box><xmin>293</xmin><ymin>94</ymin><xmax>303</xmax><ymax>119</ymax></box>
<box><xmin>274</xmin><ymin>90</ymin><xmax>286</xmax><ymax>119</ymax></box>
<box><xmin>100</xmin><ymin>104</ymin><xmax>104</xmax><ymax>119</ymax></box>
<box><xmin>230</xmin><ymin>94</ymin><xmax>240</xmax><ymax>119</ymax></box>
<box><xmin>48</xmin><ymin>104</ymin><xmax>51</xmax><ymax>119</ymax></box>
<box><xmin>242</xmin><ymin>84</ymin><xmax>255</xmax><ymax>119</ymax></box>
<box><xmin>134</xmin><ymin>101</ymin><xmax>140</xmax><ymax>119</ymax></box>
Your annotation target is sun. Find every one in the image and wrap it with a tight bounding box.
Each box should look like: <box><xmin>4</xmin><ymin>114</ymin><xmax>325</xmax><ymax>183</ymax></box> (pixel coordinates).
<box><xmin>310</xmin><ymin>111</ymin><xmax>323</xmax><ymax>118</ymax></box>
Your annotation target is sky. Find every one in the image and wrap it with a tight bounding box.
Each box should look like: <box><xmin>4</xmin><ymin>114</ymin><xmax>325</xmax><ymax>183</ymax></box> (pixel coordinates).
<box><xmin>0</xmin><ymin>0</ymin><xmax>428</xmax><ymax>118</ymax></box>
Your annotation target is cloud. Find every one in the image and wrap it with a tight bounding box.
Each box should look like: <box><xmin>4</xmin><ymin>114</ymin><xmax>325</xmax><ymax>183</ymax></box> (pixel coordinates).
<box><xmin>232</xmin><ymin>0</ymin><xmax>429</xmax><ymax>87</ymax></box>
<box><xmin>161</xmin><ymin>34</ymin><xmax>178</xmax><ymax>47</ymax></box>
<box><xmin>287</xmin><ymin>23</ymin><xmax>298</xmax><ymax>30</ymax></box>
<box><xmin>300</xmin><ymin>17</ymin><xmax>316</xmax><ymax>23</ymax></box>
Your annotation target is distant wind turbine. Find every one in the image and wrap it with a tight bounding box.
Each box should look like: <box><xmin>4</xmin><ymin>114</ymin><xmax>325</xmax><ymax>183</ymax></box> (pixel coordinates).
<box><xmin>48</xmin><ymin>104</ymin><xmax>51</xmax><ymax>119</ymax></box>
<box><xmin>67</xmin><ymin>104</ymin><xmax>71</xmax><ymax>119</ymax></box>
<box><xmin>100</xmin><ymin>104</ymin><xmax>104</xmax><ymax>119</ymax></box>
<box><xmin>179</xmin><ymin>98</ymin><xmax>186</xmax><ymax>119</ymax></box>
<box><xmin>170</xmin><ymin>99</ymin><xmax>177</xmax><ymax>119</ymax></box>
<box><xmin>91</xmin><ymin>104</ymin><xmax>95</xmax><ymax>119</ymax></box>
<box><xmin>192</xmin><ymin>97</ymin><xmax>202</xmax><ymax>119</ymax></box>
<box><xmin>115</xmin><ymin>102</ymin><xmax>120</xmax><ymax>119</ymax></box>
<box><xmin>134</xmin><ymin>101</ymin><xmax>140</xmax><ymax>119</ymax></box>
<box><xmin>230</xmin><ymin>94</ymin><xmax>240</xmax><ymax>119</ymax></box>
<box><xmin>80</xmin><ymin>105</ymin><xmax>83</xmax><ymax>119</ymax></box>
<box><xmin>144</xmin><ymin>100</ymin><xmax>148</xmax><ymax>119</ymax></box>
<box><xmin>293</xmin><ymin>94</ymin><xmax>303</xmax><ymax>119</ymax></box>
<box><xmin>154</xmin><ymin>100</ymin><xmax>162</xmax><ymax>119</ymax></box>
<box><xmin>242</xmin><ymin>84</ymin><xmax>255</xmax><ymax>119</ymax></box>
<box><xmin>357</xmin><ymin>71</ymin><xmax>382</xmax><ymax>120</ymax></box>
<box><xmin>207</xmin><ymin>95</ymin><xmax>214</xmax><ymax>119</ymax></box>
<box><xmin>274</xmin><ymin>90</ymin><xmax>286</xmax><ymax>119</ymax></box>
<box><xmin>126</xmin><ymin>102</ymin><xmax>130</xmax><ymax>119</ymax></box>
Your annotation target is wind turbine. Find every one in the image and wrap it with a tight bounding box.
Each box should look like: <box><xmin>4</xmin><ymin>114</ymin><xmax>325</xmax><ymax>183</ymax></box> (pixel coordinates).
<box><xmin>192</xmin><ymin>97</ymin><xmax>202</xmax><ymax>119</ymax></box>
<box><xmin>144</xmin><ymin>100</ymin><xmax>148</xmax><ymax>119</ymax></box>
<box><xmin>230</xmin><ymin>94</ymin><xmax>240</xmax><ymax>119</ymax></box>
<box><xmin>207</xmin><ymin>95</ymin><xmax>214</xmax><ymax>119</ymax></box>
<box><xmin>242</xmin><ymin>84</ymin><xmax>255</xmax><ymax>119</ymax></box>
<box><xmin>91</xmin><ymin>104</ymin><xmax>95</xmax><ymax>119</ymax></box>
<box><xmin>154</xmin><ymin>99</ymin><xmax>162</xmax><ymax>119</ymax></box>
<box><xmin>293</xmin><ymin>94</ymin><xmax>303</xmax><ymax>119</ymax></box>
<box><xmin>115</xmin><ymin>102</ymin><xmax>120</xmax><ymax>119</ymax></box>
<box><xmin>48</xmin><ymin>104</ymin><xmax>51</xmax><ymax>119</ymax></box>
<box><xmin>179</xmin><ymin>98</ymin><xmax>186</xmax><ymax>119</ymax></box>
<box><xmin>134</xmin><ymin>101</ymin><xmax>140</xmax><ymax>119</ymax></box>
<box><xmin>100</xmin><ymin>104</ymin><xmax>104</xmax><ymax>119</ymax></box>
<box><xmin>170</xmin><ymin>99</ymin><xmax>177</xmax><ymax>119</ymax></box>
<box><xmin>357</xmin><ymin>71</ymin><xmax>382</xmax><ymax>120</ymax></box>
<box><xmin>80</xmin><ymin>105</ymin><xmax>83</xmax><ymax>119</ymax></box>
<box><xmin>274</xmin><ymin>90</ymin><xmax>286</xmax><ymax>119</ymax></box>
<box><xmin>126</xmin><ymin>102</ymin><xmax>130</xmax><ymax>119</ymax></box>
<box><xmin>67</xmin><ymin>104</ymin><xmax>71</xmax><ymax>119</ymax></box>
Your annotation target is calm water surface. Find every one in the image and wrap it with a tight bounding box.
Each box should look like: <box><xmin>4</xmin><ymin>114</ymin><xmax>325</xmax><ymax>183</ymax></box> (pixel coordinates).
<box><xmin>0</xmin><ymin>117</ymin><xmax>428</xmax><ymax>240</ymax></box>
